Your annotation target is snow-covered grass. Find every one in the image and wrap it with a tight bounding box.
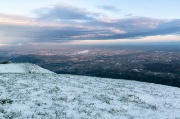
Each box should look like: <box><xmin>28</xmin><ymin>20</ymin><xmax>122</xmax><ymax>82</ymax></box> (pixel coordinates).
<box><xmin>0</xmin><ymin>73</ymin><xmax>180</xmax><ymax>119</ymax></box>
<box><xmin>0</xmin><ymin>63</ymin><xmax>53</xmax><ymax>74</ymax></box>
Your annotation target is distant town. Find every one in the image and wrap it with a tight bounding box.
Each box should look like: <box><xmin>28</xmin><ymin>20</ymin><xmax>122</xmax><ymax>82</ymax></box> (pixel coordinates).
<box><xmin>1</xmin><ymin>45</ymin><xmax>180</xmax><ymax>87</ymax></box>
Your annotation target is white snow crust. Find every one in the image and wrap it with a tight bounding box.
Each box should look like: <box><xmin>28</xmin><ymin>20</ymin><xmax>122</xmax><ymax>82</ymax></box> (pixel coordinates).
<box><xmin>0</xmin><ymin>63</ymin><xmax>53</xmax><ymax>74</ymax></box>
<box><xmin>73</xmin><ymin>50</ymin><xmax>89</xmax><ymax>55</ymax></box>
<box><xmin>0</xmin><ymin>64</ymin><xmax>180</xmax><ymax>119</ymax></box>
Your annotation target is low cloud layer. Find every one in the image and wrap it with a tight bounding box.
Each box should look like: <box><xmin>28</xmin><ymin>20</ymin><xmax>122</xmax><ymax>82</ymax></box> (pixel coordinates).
<box><xmin>0</xmin><ymin>4</ymin><xmax>180</xmax><ymax>45</ymax></box>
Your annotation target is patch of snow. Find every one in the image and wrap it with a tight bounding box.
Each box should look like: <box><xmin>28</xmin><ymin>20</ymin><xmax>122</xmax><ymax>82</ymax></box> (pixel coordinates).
<box><xmin>132</xmin><ymin>69</ymin><xmax>140</xmax><ymax>72</ymax></box>
<box><xmin>0</xmin><ymin>73</ymin><xmax>180</xmax><ymax>118</ymax></box>
<box><xmin>72</xmin><ymin>50</ymin><xmax>89</xmax><ymax>55</ymax></box>
<box><xmin>0</xmin><ymin>63</ymin><xmax>53</xmax><ymax>74</ymax></box>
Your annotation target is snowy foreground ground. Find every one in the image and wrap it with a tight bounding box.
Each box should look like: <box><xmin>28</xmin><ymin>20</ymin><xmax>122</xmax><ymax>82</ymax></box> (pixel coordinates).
<box><xmin>0</xmin><ymin>64</ymin><xmax>180</xmax><ymax>119</ymax></box>
<box><xmin>0</xmin><ymin>74</ymin><xmax>180</xmax><ymax>119</ymax></box>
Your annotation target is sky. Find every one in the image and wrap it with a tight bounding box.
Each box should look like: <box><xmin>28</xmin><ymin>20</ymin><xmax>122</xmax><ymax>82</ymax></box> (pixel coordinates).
<box><xmin>0</xmin><ymin>0</ymin><xmax>180</xmax><ymax>46</ymax></box>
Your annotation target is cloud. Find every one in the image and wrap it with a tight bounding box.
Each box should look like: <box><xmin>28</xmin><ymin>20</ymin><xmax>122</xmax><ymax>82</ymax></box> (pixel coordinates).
<box><xmin>35</xmin><ymin>4</ymin><xmax>101</xmax><ymax>21</ymax></box>
<box><xmin>0</xmin><ymin>4</ymin><xmax>180</xmax><ymax>45</ymax></box>
<box><xmin>98</xmin><ymin>5</ymin><xmax>121</xmax><ymax>12</ymax></box>
<box><xmin>66</xmin><ymin>35</ymin><xmax>180</xmax><ymax>45</ymax></box>
<box><xmin>125</xmin><ymin>14</ymin><xmax>134</xmax><ymax>17</ymax></box>
<box><xmin>111</xmin><ymin>19</ymin><xmax>180</xmax><ymax>39</ymax></box>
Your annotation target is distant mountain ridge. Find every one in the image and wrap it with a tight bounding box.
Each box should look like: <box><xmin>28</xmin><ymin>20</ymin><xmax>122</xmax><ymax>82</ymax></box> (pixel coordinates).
<box><xmin>0</xmin><ymin>63</ymin><xmax>54</xmax><ymax>74</ymax></box>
